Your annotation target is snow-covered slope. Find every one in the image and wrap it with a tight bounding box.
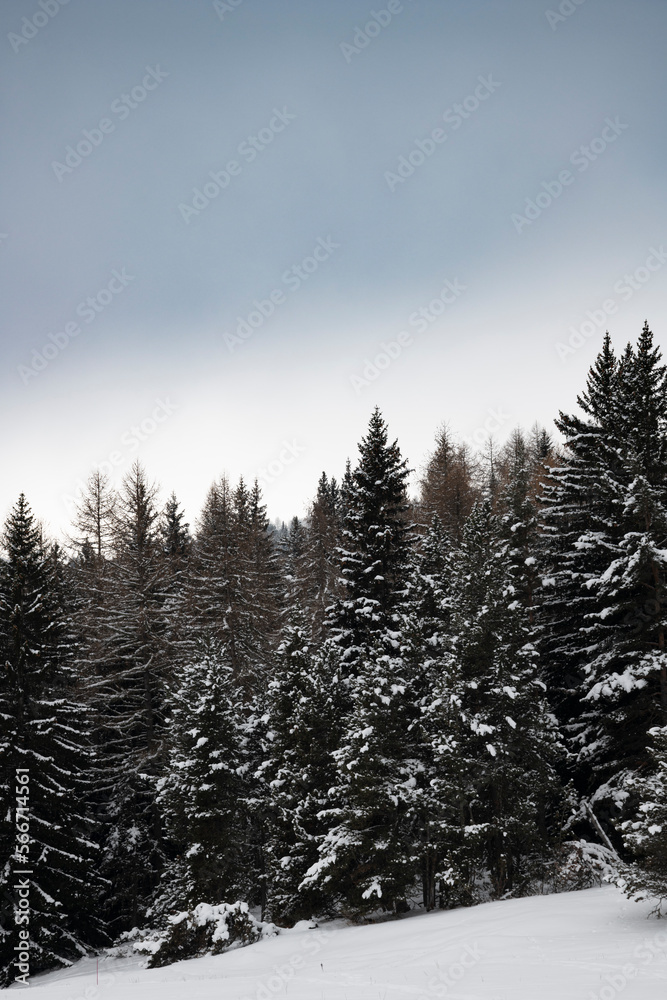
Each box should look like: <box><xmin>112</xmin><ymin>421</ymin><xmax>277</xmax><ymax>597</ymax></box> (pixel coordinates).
<box><xmin>13</xmin><ymin>887</ymin><xmax>667</xmax><ymax>999</ymax></box>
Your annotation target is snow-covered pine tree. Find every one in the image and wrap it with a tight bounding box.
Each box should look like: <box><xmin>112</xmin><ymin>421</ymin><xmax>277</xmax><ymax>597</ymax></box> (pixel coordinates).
<box><xmin>327</xmin><ymin>408</ymin><xmax>413</xmax><ymax>673</ymax></box>
<box><xmin>154</xmin><ymin>642</ymin><xmax>249</xmax><ymax>916</ymax></box>
<box><xmin>166</xmin><ymin>476</ymin><xmax>282</xmax><ymax>914</ymax></box>
<box><xmin>402</xmin><ymin>516</ymin><xmax>456</xmax><ymax>909</ymax></box>
<box><xmin>301</xmin><ymin>622</ymin><xmax>426</xmax><ymax>917</ymax></box>
<box><xmin>426</xmin><ymin>500</ymin><xmax>563</xmax><ymax>905</ymax></box>
<box><xmin>0</xmin><ymin>496</ymin><xmax>103</xmax><ymax>985</ymax></box>
<box><xmin>540</xmin><ymin>334</ymin><xmax>626</xmax><ymax>804</ymax></box>
<box><xmin>542</xmin><ymin>327</ymin><xmax>667</xmax><ymax>835</ymax></box>
<box><xmin>300</xmin><ymin>411</ymin><xmax>430</xmax><ymax>916</ymax></box>
<box><xmin>260</xmin><ymin>611</ymin><xmax>344</xmax><ymax>923</ymax></box>
<box><xmin>90</xmin><ymin>462</ymin><xmax>171</xmax><ymax>934</ymax></box>
<box><xmin>407</xmin><ymin>514</ymin><xmax>454</xmax><ymax>642</ymax></box>
<box><xmin>619</xmin><ymin>724</ymin><xmax>667</xmax><ymax>911</ymax></box>
<box><xmin>583</xmin><ymin>327</ymin><xmax>667</xmax><ymax>814</ymax></box>
<box><xmin>161</xmin><ymin>491</ymin><xmax>191</xmax><ymax>581</ymax></box>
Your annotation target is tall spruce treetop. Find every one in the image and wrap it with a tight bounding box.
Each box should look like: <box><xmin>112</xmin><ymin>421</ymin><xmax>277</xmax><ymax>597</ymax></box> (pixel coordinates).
<box><xmin>496</xmin><ymin>429</ymin><xmax>542</xmax><ymax>618</ymax></box>
<box><xmin>304</xmin><ymin>473</ymin><xmax>342</xmax><ymax>639</ymax></box>
<box><xmin>329</xmin><ymin>408</ymin><xmax>413</xmax><ymax>666</ymax></box>
<box><xmin>618</xmin><ymin>322</ymin><xmax>667</xmax><ymax>480</ymax></box>
<box><xmin>584</xmin><ymin>327</ymin><xmax>667</xmax><ymax>756</ymax></box>
<box><xmin>161</xmin><ymin>492</ymin><xmax>191</xmax><ymax>568</ymax></box>
<box><xmin>541</xmin><ymin>335</ymin><xmax>624</xmax><ymax>729</ymax></box>
<box><xmin>576</xmin><ymin>330</ymin><xmax>620</xmax><ymax>426</ymax></box>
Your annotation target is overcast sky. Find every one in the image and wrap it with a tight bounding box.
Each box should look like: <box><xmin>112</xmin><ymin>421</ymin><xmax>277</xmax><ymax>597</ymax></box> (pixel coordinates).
<box><xmin>2</xmin><ymin>0</ymin><xmax>666</xmax><ymax>537</ymax></box>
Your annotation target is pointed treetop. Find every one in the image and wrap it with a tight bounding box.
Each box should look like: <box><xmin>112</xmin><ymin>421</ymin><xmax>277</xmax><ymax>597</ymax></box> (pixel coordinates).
<box><xmin>2</xmin><ymin>493</ymin><xmax>42</xmax><ymax>561</ymax></box>
<box><xmin>577</xmin><ymin>331</ymin><xmax>618</xmax><ymax>423</ymax></box>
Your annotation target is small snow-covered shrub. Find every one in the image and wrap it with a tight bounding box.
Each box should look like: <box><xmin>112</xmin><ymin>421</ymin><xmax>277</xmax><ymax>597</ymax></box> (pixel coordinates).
<box><xmin>616</xmin><ymin>726</ymin><xmax>667</xmax><ymax>915</ymax></box>
<box><xmin>129</xmin><ymin>901</ymin><xmax>277</xmax><ymax>968</ymax></box>
<box><xmin>553</xmin><ymin>840</ymin><xmax>620</xmax><ymax>891</ymax></box>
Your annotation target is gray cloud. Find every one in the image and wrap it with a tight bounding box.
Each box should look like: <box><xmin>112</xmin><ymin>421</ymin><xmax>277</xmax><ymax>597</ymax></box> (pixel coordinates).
<box><xmin>1</xmin><ymin>0</ymin><xmax>666</xmax><ymax>535</ymax></box>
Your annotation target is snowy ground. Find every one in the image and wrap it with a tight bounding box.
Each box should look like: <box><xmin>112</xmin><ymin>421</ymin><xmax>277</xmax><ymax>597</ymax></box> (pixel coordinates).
<box><xmin>13</xmin><ymin>887</ymin><xmax>667</xmax><ymax>999</ymax></box>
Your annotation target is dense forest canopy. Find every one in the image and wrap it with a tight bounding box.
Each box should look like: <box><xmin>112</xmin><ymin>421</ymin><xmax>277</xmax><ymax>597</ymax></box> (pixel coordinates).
<box><xmin>2</xmin><ymin>325</ymin><xmax>667</xmax><ymax>983</ymax></box>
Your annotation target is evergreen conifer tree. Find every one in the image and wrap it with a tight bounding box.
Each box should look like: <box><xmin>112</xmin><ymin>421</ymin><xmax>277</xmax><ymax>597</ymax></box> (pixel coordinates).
<box><xmin>161</xmin><ymin>492</ymin><xmax>191</xmax><ymax>578</ymax></box>
<box><xmin>304</xmin><ymin>474</ymin><xmax>342</xmax><ymax>637</ymax></box>
<box><xmin>619</xmin><ymin>724</ymin><xmax>667</xmax><ymax>910</ymax></box>
<box><xmin>542</xmin><ymin>327</ymin><xmax>667</xmax><ymax>835</ymax></box>
<box><xmin>154</xmin><ymin>642</ymin><xmax>248</xmax><ymax>916</ymax></box>
<box><xmin>0</xmin><ymin>496</ymin><xmax>102</xmax><ymax>984</ymax></box>
<box><xmin>496</xmin><ymin>430</ymin><xmax>542</xmax><ymax>618</ymax></box>
<box><xmin>301</xmin><ymin>626</ymin><xmax>425</xmax><ymax>916</ymax></box>
<box><xmin>426</xmin><ymin>501</ymin><xmax>562</xmax><ymax>905</ymax></box>
<box><xmin>89</xmin><ymin>463</ymin><xmax>171</xmax><ymax>934</ymax></box>
<box><xmin>280</xmin><ymin>516</ymin><xmax>311</xmax><ymax>610</ymax></box>
<box><xmin>185</xmin><ymin>477</ymin><xmax>280</xmax><ymax>693</ymax></box>
<box><xmin>261</xmin><ymin>613</ymin><xmax>344</xmax><ymax>923</ymax></box>
<box><xmin>328</xmin><ymin>408</ymin><xmax>413</xmax><ymax>672</ymax></box>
